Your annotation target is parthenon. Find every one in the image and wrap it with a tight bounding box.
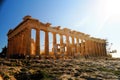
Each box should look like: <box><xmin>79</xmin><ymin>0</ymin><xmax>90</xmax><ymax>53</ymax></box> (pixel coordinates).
<box><xmin>7</xmin><ymin>15</ymin><xmax>107</xmax><ymax>59</ymax></box>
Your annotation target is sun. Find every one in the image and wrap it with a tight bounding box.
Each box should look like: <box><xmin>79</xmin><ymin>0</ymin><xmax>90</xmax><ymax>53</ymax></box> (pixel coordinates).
<box><xmin>101</xmin><ymin>0</ymin><xmax>120</xmax><ymax>16</ymax></box>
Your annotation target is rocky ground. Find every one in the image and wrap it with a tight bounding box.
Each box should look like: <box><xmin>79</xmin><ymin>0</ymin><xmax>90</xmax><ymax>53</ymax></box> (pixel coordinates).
<box><xmin>0</xmin><ymin>57</ymin><xmax>120</xmax><ymax>80</ymax></box>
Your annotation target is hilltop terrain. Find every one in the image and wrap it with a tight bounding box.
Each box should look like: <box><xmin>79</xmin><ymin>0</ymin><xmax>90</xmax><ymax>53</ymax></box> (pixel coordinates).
<box><xmin>0</xmin><ymin>57</ymin><xmax>120</xmax><ymax>80</ymax></box>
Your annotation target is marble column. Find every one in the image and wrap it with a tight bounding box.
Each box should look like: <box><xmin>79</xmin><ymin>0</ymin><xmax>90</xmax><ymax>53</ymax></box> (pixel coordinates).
<box><xmin>12</xmin><ymin>37</ymin><xmax>15</xmax><ymax>54</ymax></box>
<box><xmin>10</xmin><ymin>39</ymin><xmax>13</xmax><ymax>56</ymax></box>
<box><xmin>18</xmin><ymin>35</ymin><xmax>20</xmax><ymax>55</ymax></box>
<box><xmin>19</xmin><ymin>34</ymin><xmax>22</xmax><ymax>55</ymax></box>
<box><xmin>95</xmin><ymin>41</ymin><xmax>98</xmax><ymax>56</ymax></box>
<box><xmin>72</xmin><ymin>37</ymin><xmax>75</xmax><ymax>45</ymax></box>
<box><xmin>26</xmin><ymin>28</ymin><xmax>31</xmax><ymax>56</ymax></box>
<box><xmin>100</xmin><ymin>42</ymin><xmax>103</xmax><ymax>56</ymax></box>
<box><xmin>11</xmin><ymin>38</ymin><xmax>13</xmax><ymax>56</ymax></box>
<box><xmin>85</xmin><ymin>40</ymin><xmax>88</xmax><ymax>56</ymax></box>
<box><xmin>91</xmin><ymin>40</ymin><xmax>94</xmax><ymax>57</ymax></box>
<box><xmin>97</xmin><ymin>42</ymin><xmax>100</xmax><ymax>56</ymax></box>
<box><xmin>98</xmin><ymin>42</ymin><xmax>101</xmax><ymax>56</ymax></box>
<box><xmin>76</xmin><ymin>38</ymin><xmax>80</xmax><ymax>54</ymax></box>
<box><xmin>23</xmin><ymin>30</ymin><xmax>27</xmax><ymax>56</ymax></box>
<box><xmin>60</xmin><ymin>34</ymin><xmax>64</xmax><ymax>54</ymax></box>
<box><xmin>53</xmin><ymin>33</ymin><xmax>56</xmax><ymax>48</ymax></box>
<box><xmin>81</xmin><ymin>40</ymin><xmax>84</xmax><ymax>56</ymax></box>
<box><xmin>89</xmin><ymin>40</ymin><xmax>92</xmax><ymax>57</ymax></box>
<box><xmin>101</xmin><ymin>43</ymin><xmax>105</xmax><ymax>56</ymax></box>
<box><xmin>96</xmin><ymin>42</ymin><xmax>99</xmax><ymax>56</ymax></box>
<box><xmin>94</xmin><ymin>41</ymin><xmax>97</xmax><ymax>57</ymax></box>
<box><xmin>66</xmin><ymin>35</ymin><xmax>70</xmax><ymax>56</ymax></box>
<box><xmin>103</xmin><ymin>43</ymin><xmax>107</xmax><ymax>56</ymax></box>
<box><xmin>22</xmin><ymin>33</ymin><xmax>24</xmax><ymax>55</ymax></box>
<box><xmin>72</xmin><ymin>37</ymin><xmax>75</xmax><ymax>56</ymax></box>
<box><xmin>101</xmin><ymin>43</ymin><xmax>104</xmax><ymax>56</ymax></box>
<box><xmin>87</xmin><ymin>40</ymin><xmax>90</xmax><ymax>56</ymax></box>
<box><xmin>36</xmin><ymin>29</ymin><xmax>40</xmax><ymax>56</ymax></box>
<box><xmin>16</xmin><ymin>36</ymin><xmax>19</xmax><ymax>54</ymax></box>
<box><xmin>17</xmin><ymin>35</ymin><xmax>20</xmax><ymax>54</ymax></box>
<box><xmin>53</xmin><ymin>33</ymin><xmax>57</xmax><ymax>55</ymax></box>
<box><xmin>45</xmin><ymin>31</ymin><xmax>49</xmax><ymax>56</ymax></box>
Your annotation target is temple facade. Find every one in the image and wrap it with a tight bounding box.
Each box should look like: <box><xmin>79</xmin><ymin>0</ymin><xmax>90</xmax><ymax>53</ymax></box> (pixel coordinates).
<box><xmin>7</xmin><ymin>15</ymin><xmax>107</xmax><ymax>58</ymax></box>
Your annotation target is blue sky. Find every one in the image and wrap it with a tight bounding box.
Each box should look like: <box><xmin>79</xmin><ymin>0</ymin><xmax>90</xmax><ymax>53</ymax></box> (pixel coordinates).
<box><xmin>0</xmin><ymin>0</ymin><xmax>120</xmax><ymax>57</ymax></box>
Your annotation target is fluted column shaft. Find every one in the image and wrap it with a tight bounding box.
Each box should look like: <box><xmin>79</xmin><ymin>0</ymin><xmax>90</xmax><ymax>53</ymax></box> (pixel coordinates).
<box><xmin>81</xmin><ymin>40</ymin><xmax>84</xmax><ymax>56</ymax></box>
<box><xmin>87</xmin><ymin>40</ymin><xmax>90</xmax><ymax>56</ymax></box>
<box><xmin>76</xmin><ymin>38</ymin><xmax>80</xmax><ymax>54</ymax></box>
<box><xmin>22</xmin><ymin>31</ymin><xmax>27</xmax><ymax>55</ymax></box>
<box><xmin>60</xmin><ymin>34</ymin><xmax>64</xmax><ymax>54</ymax></box>
<box><xmin>94</xmin><ymin>41</ymin><xmax>97</xmax><ymax>57</ymax></box>
<box><xmin>85</xmin><ymin>40</ymin><xmax>88</xmax><ymax>56</ymax></box>
<box><xmin>101</xmin><ymin>43</ymin><xmax>104</xmax><ymax>56</ymax></box>
<box><xmin>53</xmin><ymin>33</ymin><xmax>57</xmax><ymax>56</ymax></box>
<box><xmin>100</xmin><ymin>43</ymin><xmax>103</xmax><ymax>56</ymax></box>
<box><xmin>66</xmin><ymin>35</ymin><xmax>70</xmax><ymax>56</ymax></box>
<box><xmin>89</xmin><ymin>40</ymin><xmax>92</xmax><ymax>56</ymax></box>
<box><xmin>72</xmin><ymin>37</ymin><xmax>75</xmax><ymax>56</ymax></box>
<box><xmin>45</xmin><ymin>31</ymin><xmax>49</xmax><ymax>56</ymax></box>
<box><xmin>53</xmin><ymin>33</ymin><xmax>56</xmax><ymax>46</ymax></box>
<box><xmin>16</xmin><ymin>36</ymin><xmax>19</xmax><ymax>54</ymax></box>
<box><xmin>26</xmin><ymin>28</ymin><xmax>31</xmax><ymax>56</ymax></box>
<box><xmin>103</xmin><ymin>43</ymin><xmax>107</xmax><ymax>56</ymax></box>
<box><xmin>97</xmin><ymin>42</ymin><xmax>100</xmax><ymax>56</ymax></box>
<box><xmin>91</xmin><ymin>40</ymin><xmax>94</xmax><ymax>57</ymax></box>
<box><xmin>19</xmin><ymin>34</ymin><xmax>22</xmax><ymax>55</ymax></box>
<box><xmin>36</xmin><ymin>30</ymin><xmax>40</xmax><ymax>56</ymax></box>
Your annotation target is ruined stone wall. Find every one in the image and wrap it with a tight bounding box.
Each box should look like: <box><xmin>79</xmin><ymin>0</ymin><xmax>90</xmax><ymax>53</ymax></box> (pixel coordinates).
<box><xmin>7</xmin><ymin>15</ymin><xmax>107</xmax><ymax>58</ymax></box>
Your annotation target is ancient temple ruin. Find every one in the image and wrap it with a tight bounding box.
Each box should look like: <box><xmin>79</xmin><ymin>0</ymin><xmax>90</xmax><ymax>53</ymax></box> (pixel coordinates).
<box><xmin>7</xmin><ymin>15</ymin><xmax>107</xmax><ymax>58</ymax></box>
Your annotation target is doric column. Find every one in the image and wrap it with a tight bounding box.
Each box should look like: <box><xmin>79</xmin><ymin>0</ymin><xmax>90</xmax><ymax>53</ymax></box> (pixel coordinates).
<box><xmin>53</xmin><ymin>33</ymin><xmax>56</xmax><ymax>46</ymax></box>
<box><xmin>16</xmin><ymin>36</ymin><xmax>19</xmax><ymax>54</ymax></box>
<box><xmin>53</xmin><ymin>33</ymin><xmax>57</xmax><ymax>56</ymax></box>
<box><xmin>13</xmin><ymin>37</ymin><xmax>16</xmax><ymax>54</ymax></box>
<box><xmin>103</xmin><ymin>42</ymin><xmax>107</xmax><ymax>56</ymax></box>
<box><xmin>13</xmin><ymin>37</ymin><xmax>15</xmax><ymax>54</ymax></box>
<box><xmin>60</xmin><ymin>34</ymin><xmax>64</xmax><ymax>54</ymax></box>
<box><xmin>94</xmin><ymin>41</ymin><xmax>97</xmax><ymax>57</ymax></box>
<box><xmin>20</xmin><ymin>34</ymin><xmax>23</xmax><ymax>55</ymax></box>
<box><xmin>96</xmin><ymin>41</ymin><xmax>99</xmax><ymax>57</ymax></box>
<box><xmin>19</xmin><ymin>34</ymin><xmax>22</xmax><ymax>55</ymax></box>
<box><xmin>36</xmin><ymin>29</ymin><xmax>40</xmax><ymax>56</ymax></box>
<box><xmin>66</xmin><ymin>35</ymin><xmax>70</xmax><ymax>56</ymax></box>
<box><xmin>97</xmin><ymin>42</ymin><xmax>100</xmax><ymax>56</ymax></box>
<box><xmin>72</xmin><ymin>37</ymin><xmax>75</xmax><ymax>45</ymax></box>
<box><xmin>81</xmin><ymin>40</ymin><xmax>84</xmax><ymax>56</ymax></box>
<box><xmin>99</xmin><ymin>42</ymin><xmax>102</xmax><ymax>56</ymax></box>
<box><xmin>17</xmin><ymin>35</ymin><xmax>20</xmax><ymax>54</ymax></box>
<box><xmin>86</xmin><ymin>40</ymin><xmax>90</xmax><ymax>56</ymax></box>
<box><xmin>22</xmin><ymin>31</ymin><xmax>26</xmax><ymax>55</ymax></box>
<box><xmin>89</xmin><ymin>40</ymin><xmax>92</xmax><ymax>57</ymax></box>
<box><xmin>45</xmin><ymin>31</ymin><xmax>49</xmax><ymax>56</ymax></box>
<box><xmin>11</xmin><ymin>38</ymin><xmax>13</xmax><ymax>56</ymax></box>
<box><xmin>76</xmin><ymin>38</ymin><xmax>80</xmax><ymax>54</ymax></box>
<box><xmin>101</xmin><ymin>43</ymin><xmax>105</xmax><ymax>56</ymax></box>
<box><xmin>85</xmin><ymin>40</ymin><xmax>88</xmax><ymax>56</ymax></box>
<box><xmin>72</xmin><ymin>37</ymin><xmax>75</xmax><ymax>56</ymax></box>
<box><xmin>98</xmin><ymin>42</ymin><xmax>101</xmax><ymax>56</ymax></box>
<box><xmin>26</xmin><ymin>28</ymin><xmax>31</xmax><ymax>56</ymax></box>
<box><xmin>91</xmin><ymin>40</ymin><xmax>95</xmax><ymax>56</ymax></box>
<box><xmin>100</xmin><ymin>42</ymin><xmax>103</xmax><ymax>56</ymax></box>
<box><xmin>10</xmin><ymin>39</ymin><xmax>13</xmax><ymax>56</ymax></box>
<box><xmin>18</xmin><ymin>34</ymin><xmax>22</xmax><ymax>54</ymax></box>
